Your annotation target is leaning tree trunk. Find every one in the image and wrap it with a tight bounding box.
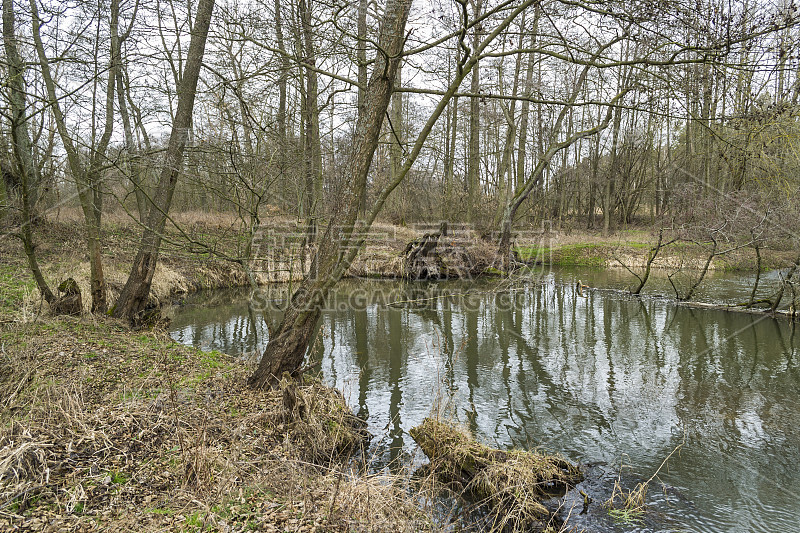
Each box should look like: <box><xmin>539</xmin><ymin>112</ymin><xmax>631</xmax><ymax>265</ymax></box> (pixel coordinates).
<box><xmin>112</xmin><ymin>0</ymin><xmax>215</xmax><ymax>322</ymax></box>
<box><xmin>4</xmin><ymin>0</ymin><xmax>55</xmax><ymax>304</ymax></box>
<box><xmin>248</xmin><ymin>0</ymin><xmax>412</xmax><ymax>389</ymax></box>
<box><xmin>497</xmin><ymin>37</ymin><xmax>627</xmax><ymax>267</ymax></box>
<box><xmin>249</xmin><ymin>0</ymin><xmax>538</xmax><ymax>389</ymax></box>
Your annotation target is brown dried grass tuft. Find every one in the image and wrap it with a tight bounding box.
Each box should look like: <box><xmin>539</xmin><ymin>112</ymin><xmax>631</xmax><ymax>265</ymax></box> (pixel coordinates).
<box><xmin>267</xmin><ymin>377</ymin><xmax>370</xmax><ymax>465</ymax></box>
<box><xmin>411</xmin><ymin>417</ymin><xmax>583</xmax><ymax>532</ymax></box>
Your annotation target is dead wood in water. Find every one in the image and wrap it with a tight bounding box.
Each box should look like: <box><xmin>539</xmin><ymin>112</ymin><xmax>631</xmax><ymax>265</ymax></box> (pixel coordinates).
<box><xmin>403</xmin><ymin>221</ymin><xmax>448</xmax><ymax>279</ymax></box>
<box><xmin>410</xmin><ymin>417</ymin><xmax>583</xmax><ymax>532</ymax></box>
<box><xmin>402</xmin><ymin>224</ymin><xmax>501</xmax><ymax>280</ymax></box>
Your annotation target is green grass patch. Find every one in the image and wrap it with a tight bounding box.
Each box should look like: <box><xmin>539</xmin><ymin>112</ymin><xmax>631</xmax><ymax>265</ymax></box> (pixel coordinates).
<box><xmin>608</xmin><ymin>507</ymin><xmax>645</xmax><ymax>524</ymax></box>
<box><xmin>200</xmin><ymin>350</ymin><xmax>227</xmax><ymax>370</ymax></box>
<box><xmin>184</xmin><ymin>511</ymin><xmax>207</xmax><ymax>531</ymax></box>
<box><xmin>515</xmin><ymin>243</ymin><xmax>609</xmax><ymax>266</ymax></box>
<box><xmin>0</xmin><ymin>264</ymin><xmax>36</xmax><ymax>313</ymax></box>
<box><xmin>108</xmin><ymin>471</ymin><xmax>130</xmax><ymax>485</ymax></box>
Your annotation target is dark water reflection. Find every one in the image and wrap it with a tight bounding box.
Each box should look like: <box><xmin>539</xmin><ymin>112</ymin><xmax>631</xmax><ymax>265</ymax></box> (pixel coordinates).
<box><xmin>169</xmin><ymin>271</ymin><xmax>800</xmax><ymax>532</ymax></box>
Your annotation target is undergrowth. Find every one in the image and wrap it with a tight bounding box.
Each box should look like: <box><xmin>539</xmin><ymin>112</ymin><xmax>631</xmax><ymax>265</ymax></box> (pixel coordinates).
<box><xmin>0</xmin><ymin>317</ymin><xmax>439</xmax><ymax>532</ymax></box>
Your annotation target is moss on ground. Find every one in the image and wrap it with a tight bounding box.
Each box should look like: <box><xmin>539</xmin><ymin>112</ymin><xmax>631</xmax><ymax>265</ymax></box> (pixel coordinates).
<box><xmin>515</xmin><ymin>234</ymin><xmax>794</xmax><ymax>272</ymax></box>
<box><xmin>516</xmin><ymin>243</ymin><xmax>609</xmax><ymax>267</ymax></box>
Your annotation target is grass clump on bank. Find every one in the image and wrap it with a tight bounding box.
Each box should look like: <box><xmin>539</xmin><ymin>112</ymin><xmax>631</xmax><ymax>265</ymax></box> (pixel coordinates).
<box><xmin>410</xmin><ymin>417</ymin><xmax>583</xmax><ymax>532</ymax></box>
<box><xmin>0</xmin><ymin>318</ymin><xmax>438</xmax><ymax>532</ymax></box>
<box><xmin>273</xmin><ymin>377</ymin><xmax>369</xmax><ymax>464</ymax></box>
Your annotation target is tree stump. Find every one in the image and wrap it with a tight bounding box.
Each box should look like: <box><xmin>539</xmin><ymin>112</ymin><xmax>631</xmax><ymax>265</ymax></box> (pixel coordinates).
<box><xmin>51</xmin><ymin>278</ymin><xmax>82</xmax><ymax>316</ymax></box>
<box><xmin>403</xmin><ymin>221</ymin><xmax>448</xmax><ymax>279</ymax></box>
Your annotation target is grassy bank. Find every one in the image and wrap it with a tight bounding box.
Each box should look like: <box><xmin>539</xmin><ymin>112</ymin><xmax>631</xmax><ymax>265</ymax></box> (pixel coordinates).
<box><xmin>514</xmin><ymin>229</ymin><xmax>794</xmax><ymax>271</ymax></box>
<box><xmin>0</xmin><ymin>212</ymin><xmax>425</xmax><ymax>321</ymax></box>
<box><xmin>4</xmin><ymin>215</ymin><xmax>791</xmax><ymax>325</ymax></box>
<box><xmin>0</xmin><ymin>215</ymin><xmax>447</xmax><ymax>531</ymax></box>
<box><xmin>0</xmin><ymin>317</ymin><xmax>441</xmax><ymax>532</ymax></box>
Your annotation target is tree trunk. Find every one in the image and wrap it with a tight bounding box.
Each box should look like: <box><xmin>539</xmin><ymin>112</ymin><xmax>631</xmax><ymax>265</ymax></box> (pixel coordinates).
<box><xmin>299</xmin><ymin>0</ymin><xmax>323</xmax><ymax>224</ymax></box>
<box><xmin>274</xmin><ymin>0</ymin><xmax>288</xmax><ymax>177</ymax></box>
<box><xmin>389</xmin><ymin>61</ymin><xmax>404</xmax><ymax>216</ymax></box>
<box><xmin>356</xmin><ymin>0</ymin><xmax>368</xmax><ymax>217</ymax></box>
<box><xmin>3</xmin><ymin>0</ymin><xmax>55</xmax><ymax>304</ymax></box>
<box><xmin>515</xmin><ymin>10</ymin><xmax>538</xmax><ymax>209</ymax></box>
<box><xmin>446</xmin><ymin>95</ymin><xmax>458</xmax><ymax>219</ymax></box>
<box><xmin>112</xmin><ymin>0</ymin><xmax>216</xmax><ymax>322</ymax></box>
<box><xmin>31</xmin><ymin>0</ymin><xmax>117</xmax><ymax>312</ymax></box>
<box><xmin>492</xmin><ymin>28</ymin><xmax>523</xmax><ymax>236</ymax></box>
<box><xmin>249</xmin><ymin>0</ymin><xmax>412</xmax><ymax>389</ymax></box>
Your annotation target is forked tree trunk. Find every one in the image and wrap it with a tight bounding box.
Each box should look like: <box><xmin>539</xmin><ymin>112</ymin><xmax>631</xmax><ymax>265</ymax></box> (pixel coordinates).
<box><xmin>112</xmin><ymin>0</ymin><xmax>215</xmax><ymax>322</ymax></box>
<box><xmin>248</xmin><ymin>0</ymin><xmax>412</xmax><ymax>389</ymax></box>
<box><xmin>497</xmin><ymin>38</ymin><xmax>627</xmax><ymax>267</ymax></box>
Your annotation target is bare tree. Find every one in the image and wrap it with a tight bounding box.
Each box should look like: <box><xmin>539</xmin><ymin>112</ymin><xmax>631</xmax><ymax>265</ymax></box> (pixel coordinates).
<box><xmin>112</xmin><ymin>0</ymin><xmax>216</xmax><ymax>322</ymax></box>
<box><xmin>248</xmin><ymin>0</ymin><xmax>543</xmax><ymax>388</ymax></box>
<box><xmin>248</xmin><ymin>0</ymin><xmax>412</xmax><ymax>388</ymax></box>
<box><xmin>30</xmin><ymin>0</ymin><xmax>117</xmax><ymax>312</ymax></box>
<box><xmin>3</xmin><ymin>0</ymin><xmax>55</xmax><ymax>304</ymax></box>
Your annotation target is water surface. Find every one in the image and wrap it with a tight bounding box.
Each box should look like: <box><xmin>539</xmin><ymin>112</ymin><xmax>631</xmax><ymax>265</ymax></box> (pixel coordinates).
<box><xmin>169</xmin><ymin>270</ymin><xmax>800</xmax><ymax>532</ymax></box>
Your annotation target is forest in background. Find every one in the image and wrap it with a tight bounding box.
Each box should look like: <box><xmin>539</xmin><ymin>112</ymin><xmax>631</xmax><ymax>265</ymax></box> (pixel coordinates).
<box><xmin>3</xmin><ymin>0</ymin><xmax>799</xmax><ymax>226</ymax></box>
<box><xmin>2</xmin><ymin>0</ymin><xmax>800</xmax><ymax>372</ymax></box>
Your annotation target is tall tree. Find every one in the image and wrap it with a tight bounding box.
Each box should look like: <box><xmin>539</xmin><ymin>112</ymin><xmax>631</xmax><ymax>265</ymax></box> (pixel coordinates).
<box><xmin>298</xmin><ymin>0</ymin><xmax>322</xmax><ymax>225</ymax></box>
<box><xmin>249</xmin><ymin>0</ymin><xmax>539</xmax><ymax>388</ymax></box>
<box><xmin>112</xmin><ymin>0</ymin><xmax>216</xmax><ymax>321</ymax></box>
<box><xmin>30</xmin><ymin>0</ymin><xmax>117</xmax><ymax>312</ymax></box>
<box><xmin>3</xmin><ymin>0</ymin><xmax>55</xmax><ymax>304</ymax></box>
<box><xmin>111</xmin><ymin>0</ymin><xmax>147</xmax><ymax>223</ymax></box>
<box><xmin>466</xmin><ymin>0</ymin><xmax>482</xmax><ymax>223</ymax></box>
<box><xmin>248</xmin><ymin>0</ymin><xmax>412</xmax><ymax>388</ymax></box>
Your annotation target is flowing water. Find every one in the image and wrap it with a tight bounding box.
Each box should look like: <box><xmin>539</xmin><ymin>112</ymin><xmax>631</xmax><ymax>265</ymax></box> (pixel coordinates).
<box><xmin>169</xmin><ymin>268</ymin><xmax>800</xmax><ymax>532</ymax></box>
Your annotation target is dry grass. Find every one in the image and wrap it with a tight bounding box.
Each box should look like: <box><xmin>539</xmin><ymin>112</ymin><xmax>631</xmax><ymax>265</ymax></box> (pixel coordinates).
<box><xmin>410</xmin><ymin>418</ymin><xmax>583</xmax><ymax>533</ymax></box>
<box><xmin>0</xmin><ymin>318</ymin><xmax>441</xmax><ymax>532</ymax></box>
<box><xmin>48</xmin><ymin>207</ymin><xmax>284</xmax><ymax>230</ymax></box>
<box><xmin>272</xmin><ymin>377</ymin><xmax>369</xmax><ymax>464</ymax></box>
<box><xmin>604</xmin><ymin>440</ymin><xmax>684</xmax><ymax>525</ymax></box>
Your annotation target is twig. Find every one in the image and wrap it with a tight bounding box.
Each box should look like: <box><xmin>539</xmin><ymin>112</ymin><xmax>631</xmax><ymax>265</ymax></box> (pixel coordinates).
<box><xmin>292</xmin><ymin>360</ymin><xmax>322</xmax><ymax>377</ymax></box>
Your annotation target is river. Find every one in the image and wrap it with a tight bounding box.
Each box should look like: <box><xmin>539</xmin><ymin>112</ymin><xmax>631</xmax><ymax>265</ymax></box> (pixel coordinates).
<box><xmin>168</xmin><ymin>267</ymin><xmax>800</xmax><ymax>532</ymax></box>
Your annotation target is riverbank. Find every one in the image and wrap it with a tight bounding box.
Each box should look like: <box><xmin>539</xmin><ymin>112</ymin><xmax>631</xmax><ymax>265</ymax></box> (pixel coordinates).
<box><xmin>2</xmin><ymin>216</ymin><xmax>796</xmax><ymax>530</ymax></box>
<box><xmin>0</xmin><ymin>212</ymin><xmax>427</xmax><ymax>320</ymax></box>
<box><xmin>514</xmin><ymin>228</ymin><xmax>795</xmax><ymax>271</ymax></box>
<box><xmin>3</xmin><ymin>215</ymin><xmax>793</xmax><ymax>323</ymax></box>
<box><xmin>0</xmin><ymin>317</ymin><xmax>444</xmax><ymax>532</ymax></box>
